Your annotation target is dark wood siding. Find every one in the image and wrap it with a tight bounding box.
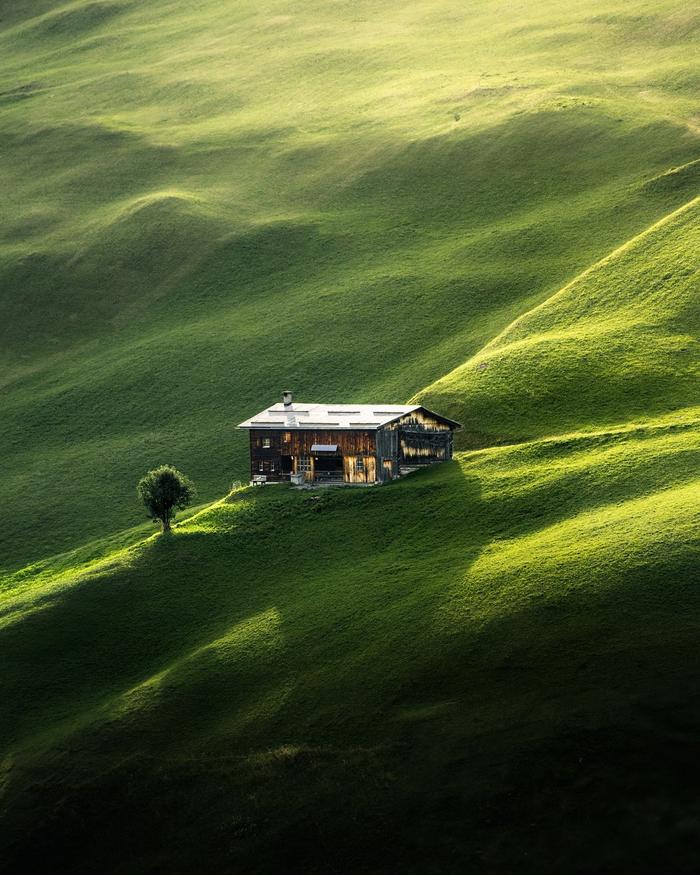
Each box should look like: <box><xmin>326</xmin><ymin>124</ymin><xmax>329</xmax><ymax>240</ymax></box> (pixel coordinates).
<box><xmin>389</xmin><ymin>410</ymin><xmax>454</xmax><ymax>466</ymax></box>
<box><xmin>375</xmin><ymin>427</ymin><xmax>399</xmax><ymax>481</ymax></box>
<box><xmin>388</xmin><ymin>410</ymin><xmax>452</xmax><ymax>432</ymax></box>
<box><xmin>250</xmin><ymin>429</ymin><xmax>378</xmax><ymax>482</ymax></box>
<box><xmin>398</xmin><ymin>429</ymin><xmax>453</xmax><ymax>465</ymax></box>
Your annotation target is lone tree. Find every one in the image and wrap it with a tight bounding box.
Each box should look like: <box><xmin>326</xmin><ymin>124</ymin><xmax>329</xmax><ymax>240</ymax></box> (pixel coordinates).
<box><xmin>137</xmin><ymin>465</ymin><xmax>195</xmax><ymax>533</ymax></box>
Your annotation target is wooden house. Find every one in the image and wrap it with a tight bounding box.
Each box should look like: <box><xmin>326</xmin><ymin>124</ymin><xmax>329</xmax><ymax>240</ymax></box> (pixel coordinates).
<box><xmin>238</xmin><ymin>391</ymin><xmax>461</xmax><ymax>485</ymax></box>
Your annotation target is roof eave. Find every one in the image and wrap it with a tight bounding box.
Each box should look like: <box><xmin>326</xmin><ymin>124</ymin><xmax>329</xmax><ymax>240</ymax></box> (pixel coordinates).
<box><xmin>238</xmin><ymin>423</ymin><xmax>381</xmax><ymax>430</ymax></box>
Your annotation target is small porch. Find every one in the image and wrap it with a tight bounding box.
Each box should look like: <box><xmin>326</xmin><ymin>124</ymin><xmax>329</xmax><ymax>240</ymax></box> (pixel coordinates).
<box><xmin>290</xmin><ymin>445</ymin><xmax>379</xmax><ymax>484</ymax></box>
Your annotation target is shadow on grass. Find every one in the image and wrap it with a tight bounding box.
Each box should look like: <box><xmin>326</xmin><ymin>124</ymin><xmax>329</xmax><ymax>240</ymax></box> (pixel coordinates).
<box><xmin>0</xmin><ymin>462</ymin><xmax>486</xmax><ymax>754</ymax></box>
<box><xmin>3</xmin><ymin>551</ymin><xmax>700</xmax><ymax>875</ymax></box>
<box><xmin>3</xmin><ymin>455</ymin><xmax>698</xmax><ymax>873</ymax></box>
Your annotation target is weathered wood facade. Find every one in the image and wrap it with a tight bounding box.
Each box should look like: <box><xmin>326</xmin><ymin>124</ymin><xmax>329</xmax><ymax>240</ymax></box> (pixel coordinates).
<box><xmin>249</xmin><ymin>428</ymin><xmax>383</xmax><ymax>484</ymax></box>
<box><xmin>239</xmin><ymin>395</ymin><xmax>461</xmax><ymax>486</ymax></box>
<box><xmin>387</xmin><ymin>409</ymin><xmax>453</xmax><ymax>467</ymax></box>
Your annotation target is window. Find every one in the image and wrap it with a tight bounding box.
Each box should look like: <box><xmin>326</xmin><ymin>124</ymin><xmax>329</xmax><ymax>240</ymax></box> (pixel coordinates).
<box><xmin>262</xmin><ymin>437</ymin><xmax>271</xmax><ymax>448</ymax></box>
<box><xmin>258</xmin><ymin>461</ymin><xmax>265</xmax><ymax>472</ymax></box>
<box><xmin>282</xmin><ymin>432</ymin><xmax>291</xmax><ymax>443</ymax></box>
<box><xmin>297</xmin><ymin>456</ymin><xmax>312</xmax><ymax>473</ymax></box>
<box><xmin>356</xmin><ymin>457</ymin><xmax>365</xmax><ymax>472</ymax></box>
<box><xmin>270</xmin><ymin>461</ymin><xmax>276</xmax><ymax>472</ymax></box>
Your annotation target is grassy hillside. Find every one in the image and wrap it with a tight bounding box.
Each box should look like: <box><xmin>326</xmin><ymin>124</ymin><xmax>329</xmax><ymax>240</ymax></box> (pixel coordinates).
<box><xmin>2</xmin><ymin>416</ymin><xmax>699</xmax><ymax>871</ymax></box>
<box><xmin>3</xmin><ymin>169</ymin><xmax>699</xmax><ymax>871</ymax></box>
<box><xmin>1</xmin><ymin>0</ymin><xmax>700</xmax><ymax>568</ymax></box>
<box><xmin>1</xmin><ymin>0</ymin><xmax>699</xmax><ymax>870</ymax></box>
<box><xmin>417</xmin><ymin>194</ymin><xmax>700</xmax><ymax>442</ymax></box>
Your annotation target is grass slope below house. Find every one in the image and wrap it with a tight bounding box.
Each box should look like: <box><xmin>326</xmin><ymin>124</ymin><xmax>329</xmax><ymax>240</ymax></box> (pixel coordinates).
<box><xmin>1</xmin><ymin>416</ymin><xmax>699</xmax><ymax>871</ymax></box>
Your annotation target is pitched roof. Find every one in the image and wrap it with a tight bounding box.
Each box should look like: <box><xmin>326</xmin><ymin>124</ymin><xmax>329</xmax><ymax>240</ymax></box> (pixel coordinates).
<box><xmin>238</xmin><ymin>403</ymin><xmax>461</xmax><ymax>430</ymax></box>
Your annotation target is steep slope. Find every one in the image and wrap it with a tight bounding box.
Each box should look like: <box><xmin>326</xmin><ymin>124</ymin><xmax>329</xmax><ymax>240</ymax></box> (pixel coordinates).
<box><xmin>2</xmin><ymin>0</ymin><xmax>700</xmax><ymax>568</ymax></box>
<box><xmin>416</xmin><ymin>195</ymin><xmax>700</xmax><ymax>443</ymax></box>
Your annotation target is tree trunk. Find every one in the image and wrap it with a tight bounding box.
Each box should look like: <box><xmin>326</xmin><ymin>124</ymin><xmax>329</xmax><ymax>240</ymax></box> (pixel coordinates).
<box><xmin>162</xmin><ymin>515</ymin><xmax>171</xmax><ymax>533</ymax></box>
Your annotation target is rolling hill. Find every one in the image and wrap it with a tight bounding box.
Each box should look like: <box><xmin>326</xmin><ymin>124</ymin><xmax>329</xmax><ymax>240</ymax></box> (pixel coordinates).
<box><xmin>1</xmin><ymin>0</ymin><xmax>699</xmax><ymax>871</ymax></box>
<box><xmin>2</xmin><ymin>0</ymin><xmax>699</xmax><ymax>568</ymax></box>
<box><xmin>416</xmin><ymin>193</ymin><xmax>700</xmax><ymax>442</ymax></box>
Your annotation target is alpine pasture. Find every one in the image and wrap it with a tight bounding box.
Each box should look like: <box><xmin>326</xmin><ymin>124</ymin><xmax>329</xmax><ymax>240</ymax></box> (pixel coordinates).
<box><xmin>1</xmin><ymin>0</ymin><xmax>699</xmax><ymax>871</ymax></box>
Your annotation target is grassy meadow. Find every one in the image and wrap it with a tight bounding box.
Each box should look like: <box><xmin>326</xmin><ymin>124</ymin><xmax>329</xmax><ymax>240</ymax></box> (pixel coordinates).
<box><xmin>1</xmin><ymin>0</ymin><xmax>699</xmax><ymax>870</ymax></box>
<box><xmin>2</xmin><ymin>0</ymin><xmax>699</xmax><ymax>566</ymax></box>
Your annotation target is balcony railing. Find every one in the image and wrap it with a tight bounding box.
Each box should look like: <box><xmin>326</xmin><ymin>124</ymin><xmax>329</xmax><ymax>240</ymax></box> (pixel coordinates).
<box><xmin>313</xmin><ymin>470</ymin><xmax>344</xmax><ymax>483</ymax></box>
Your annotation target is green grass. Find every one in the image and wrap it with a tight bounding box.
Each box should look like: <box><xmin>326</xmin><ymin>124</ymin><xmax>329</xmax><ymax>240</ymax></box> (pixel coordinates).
<box><xmin>2</xmin><ymin>419</ymin><xmax>699</xmax><ymax>870</ymax></box>
<box><xmin>416</xmin><ymin>194</ymin><xmax>700</xmax><ymax>442</ymax></box>
<box><xmin>1</xmin><ymin>0</ymin><xmax>699</xmax><ymax>870</ymax></box>
<box><xmin>1</xmin><ymin>0</ymin><xmax>700</xmax><ymax>568</ymax></box>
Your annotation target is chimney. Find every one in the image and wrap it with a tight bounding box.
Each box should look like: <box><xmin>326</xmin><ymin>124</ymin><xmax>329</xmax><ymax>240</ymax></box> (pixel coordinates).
<box><xmin>282</xmin><ymin>390</ymin><xmax>293</xmax><ymax>408</ymax></box>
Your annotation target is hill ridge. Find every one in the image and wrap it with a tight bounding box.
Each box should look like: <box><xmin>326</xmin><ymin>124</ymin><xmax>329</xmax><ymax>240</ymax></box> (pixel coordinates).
<box><xmin>414</xmin><ymin>191</ymin><xmax>700</xmax><ymax>443</ymax></box>
<box><xmin>413</xmin><ymin>192</ymin><xmax>700</xmax><ymax>413</ymax></box>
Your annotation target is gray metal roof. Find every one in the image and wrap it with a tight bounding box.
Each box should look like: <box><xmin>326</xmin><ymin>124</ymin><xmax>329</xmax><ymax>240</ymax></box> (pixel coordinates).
<box><xmin>238</xmin><ymin>402</ymin><xmax>422</xmax><ymax>431</ymax></box>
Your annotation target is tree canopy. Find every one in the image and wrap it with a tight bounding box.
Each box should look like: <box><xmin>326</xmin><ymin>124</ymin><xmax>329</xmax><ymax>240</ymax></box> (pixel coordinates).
<box><xmin>137</xmin><ymin>466</ymin><xmax>194</xmax><ymax>532</ymax></box>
